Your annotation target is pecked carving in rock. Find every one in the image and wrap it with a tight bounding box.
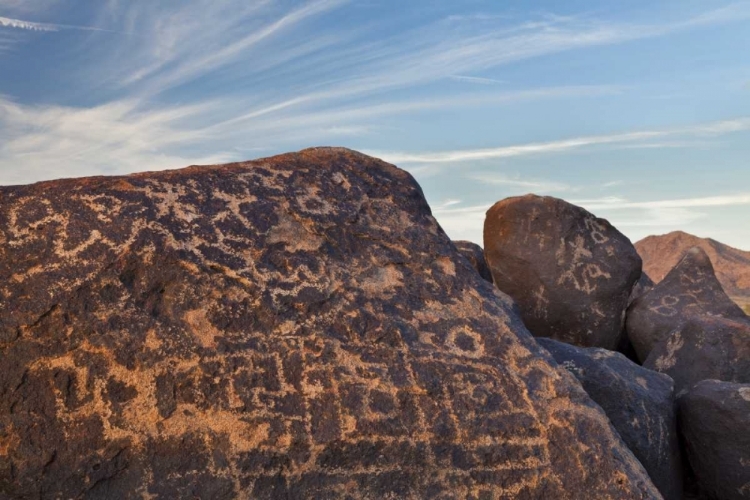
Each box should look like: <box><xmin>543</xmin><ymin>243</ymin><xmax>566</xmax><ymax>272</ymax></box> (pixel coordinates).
<box><xmin>0</xmin><ymin>148</ymin><xmax>659</xmax><ymax>499</ymax></box>
<box><xmin>484</xmin><ymin>195</ymin><xmax>642</xmax><ymax>350</ymax></box>
<box><xmin>627</xmin><ymin>247</ymin><xmax>747</xmax><ymax>362</ymax></box>
<box><xmin>644</xmin><ymin>316</ymin><xmax>750</xmax><ymax>395</ymax></box>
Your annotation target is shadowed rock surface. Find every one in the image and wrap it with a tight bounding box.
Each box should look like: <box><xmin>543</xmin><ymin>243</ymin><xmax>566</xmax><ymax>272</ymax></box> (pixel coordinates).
<box><xmin>538</xmin><ymin>338</ymin><xmax>682</xmax><ymax>500</ymax></box>
<box><xmin>453</xmin><ymin>240</ymin><xmax>493</xmax><ymax>283</ymax></box>
<box><xmin>636</xmin><ymin>230</ymin><xmax>750</xmax><ymax>310</ymax></box>
<box><xmin>644</xmin><ymin>316</ymin><xmax>750</xmax><ymax>395</ymax></box>
<box><xmin>484</xmin><ymin>195</ymin><xmax>642</xmax><ymax>350</ymax></box>
<box><xmin>0</xmin><ymin>149</ymin><xmax>660</xmax><ymax>499</ymax></box>
<box><xmin>629</xmin><ymin>273</ymin><xmax>655</xmax><ymax>307</ymax></box>
<box><xmin>678</xmin><ymin>380</ymin><xmax>750</xmax><ymax>500</ymax></box>
<box><xmin>627</xmin><ymin>247</ymin><xmax>747</xmax><ymax>362</ymax></box>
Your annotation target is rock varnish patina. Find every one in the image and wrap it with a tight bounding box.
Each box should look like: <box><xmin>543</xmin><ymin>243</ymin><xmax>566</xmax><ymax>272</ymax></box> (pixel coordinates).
<box><xmin>0</xmin><ymin>148</ymin><xmax>659</xmax><ymax>499</ymax></box>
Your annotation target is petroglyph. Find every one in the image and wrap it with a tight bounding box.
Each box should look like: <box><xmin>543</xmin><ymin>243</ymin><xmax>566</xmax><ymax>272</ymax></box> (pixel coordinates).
<box><xmin>485</xmin><ymin>194</ymin><xmax>641</xmax><ymax>349</ymax></box>
<box><xmin>0</xmin><ymin>149</ymin><xmax>659</xmax><ymax>499</ymax></box>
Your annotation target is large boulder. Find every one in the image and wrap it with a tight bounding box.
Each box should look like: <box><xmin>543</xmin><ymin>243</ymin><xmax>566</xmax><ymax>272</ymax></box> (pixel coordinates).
<box><xmin>0</xmin><ymin>149</ymin><xmax>660</xmax><ymax>499</ymax></box>
<box><xmin>453</xmin><ymin>240</ymin><xmax>493</xmax><ymax>283</ymax></box>
<box><xmin>538</xmin><ymin>338</ymin><xmax>683</xmax><ymax>500</ymax></box>
<box><xmin>678</xmin><ymin>380</ymin><xmax>750</xmax><ymax>500</ymax></box>
<box><xmin>484</xmin><ymin>194</ymin><xmax>642</xmax><ymax>350</ymax></box>
<box><xmin>627</xmin><ymin>246</ymin><xmax>747</xmax><ymax>362</ymax></box>
<box><xmin>644</xmin><ymin>316</ymin><xmax>750</xmax><ymax>394</ymax></box>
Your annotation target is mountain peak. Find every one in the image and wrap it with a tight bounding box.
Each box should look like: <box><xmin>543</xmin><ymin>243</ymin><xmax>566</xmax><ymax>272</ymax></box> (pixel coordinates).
<box><xmin>635</xmin><ymin>232</ymin><xmax>750</xmax><ymax>312</ymax></box>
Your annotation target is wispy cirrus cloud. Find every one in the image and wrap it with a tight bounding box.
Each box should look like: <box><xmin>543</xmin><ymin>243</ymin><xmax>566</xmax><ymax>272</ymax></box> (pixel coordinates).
<box><xmin>449</xmin><ymin>75</ymin><xmax>505</xmax><ymax>85</ymax></box>
<box><xmin>467</xmin><ymin>174</ymin><xmax>571</xmax><ymax>193</ymax></box>
<box><xmin>0</xmin><ymin>97</ymin><xmax>232</xmax><ymax>185</ymax></box>
<box><xmin>0</xmin><ymin>15</ymin><xmax>57</xmax><ymax>31</ymax></box>
<box><xmin>572</xmin><ymin>193</ymin><xmax>750</xmax><ymax>211</ymax></box>
<box><xmin>369</xmin><ymin>117</ymin><xmax>750</xmax><ymax>165</ymax></box>
<box><xmin>0</xmin><ymin>14</ymin><xmax>119</xmax><ymax>33</ymax></box>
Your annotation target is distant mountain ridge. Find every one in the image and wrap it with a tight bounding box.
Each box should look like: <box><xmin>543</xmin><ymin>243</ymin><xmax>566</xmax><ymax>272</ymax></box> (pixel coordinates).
<box><xmin>635</xmin><ymin>231</ymin><xmax>750</xmax><ymax>311</ymax></box>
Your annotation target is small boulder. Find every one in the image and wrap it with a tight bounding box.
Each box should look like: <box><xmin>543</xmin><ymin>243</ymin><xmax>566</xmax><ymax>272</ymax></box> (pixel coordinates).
<box><xmin>453</xmin><ymin>240</ymin><xmax>493</xmax><ymax>283</ymax></box>
<box><xmin>678</xmin><ymin>380</ymin><xmax>750</xmax><ymax>500</ymax></box>
<box><xmin>627</xmin><ymin>247</ymin><xmax>747</xmax><ymax>361</ymax></box>
<box><xmin>644</xmin><ymin>316</ymin><xmax>750</xmax><ymax>395</ymax></box>
<box><xmin>484</xmin><ymin>195</ymin><xmax>642</xmax><ymax>350</ymax></box>
<box><xmin>539</xmin><ymin>338</ymin><xmax>683</xmax><ymax>500</ymax></box>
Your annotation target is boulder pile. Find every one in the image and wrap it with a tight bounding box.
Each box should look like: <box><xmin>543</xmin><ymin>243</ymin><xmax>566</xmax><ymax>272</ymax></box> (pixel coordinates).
<box><xmin>483</xmin><ymin>194</ymin><xmax>750</xmax><ymax>499</ymax></box>
<box><xmin>1</xmin><ymin>148</ymin><xmax>748</xmax><ymax>499</ymax></box>
<box><xmin>0</xmin><ymin>149</ymin><xmax>658</xmax><ymax>499</ymax></box>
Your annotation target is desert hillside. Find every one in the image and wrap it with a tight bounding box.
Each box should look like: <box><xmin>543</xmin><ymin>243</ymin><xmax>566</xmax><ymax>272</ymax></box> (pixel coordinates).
<box><xmin>636</xmin><ymin>231</ymin><xmax>750</xmax><ymax>312</ymax></box>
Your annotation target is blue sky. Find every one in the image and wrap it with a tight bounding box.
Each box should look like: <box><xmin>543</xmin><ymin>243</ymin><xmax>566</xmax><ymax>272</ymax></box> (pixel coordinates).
<box><xmin>1</xmin><ymin>1</ymin><xmax>749</xmax><ymax>249</ymax></box>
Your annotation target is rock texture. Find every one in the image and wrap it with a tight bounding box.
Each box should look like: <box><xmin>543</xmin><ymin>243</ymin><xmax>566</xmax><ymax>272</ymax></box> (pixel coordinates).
<box><xmin>636</xmin><ymin>230</ymin><xmax>750</xmax><ymax>310</ymax></box>
<box><xmin>484</xmin><ymin>195</ymin><xmax>642</xmax><ymax>350</ymax></box>
<box><xmin>629</xmin><ymin>273</ymin><xmax>655</xmax><ymax>307</ymax></box>
<box><xmin>678</xmin><ymin>380</ymin><xmax>750</xmax><ymax>500</ymax></box>
<box><xmin>626</xmin><ymin>247</ymin><xmax>747</xmax><ymax>361</ymax></box>
<box><xmin>538</xmin><ymin>338</ymin><xmax>682</xmax><ymax>500</ymax></box>
<box><xmin>644</xmin><ymin>316</ymin><xmax>750</xmax><ymax>394</ymax></box>
<box><xmin>0</xmin><ymin>149</ymin><xmax>660</xmax><ymax>499</ymax></box>
<box><xmin>453</xmin><ymin>240</ymin><xmax>493</xmax><ymax>283</ymax></box>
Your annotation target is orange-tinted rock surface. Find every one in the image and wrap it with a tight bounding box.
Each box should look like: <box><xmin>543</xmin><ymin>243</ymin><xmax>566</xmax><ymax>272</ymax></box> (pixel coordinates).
<box><xmin>0</xmin><ymin>149</ymin><xmax>658</xmax><ymax>499</ymax></box>
<box><xmin>636</xmin><ymin>230</ymin><xmax>750</xmax><ymax>309</ymax></box>
<box><xmin>484</xmin><ymin>195</ymin><xmax>642</xmax><ymax>350</ymax></box>
<box><xmin>453</xmin><ymin>240</ymin><xmax>493</xmax><ymax>284</ymax></box>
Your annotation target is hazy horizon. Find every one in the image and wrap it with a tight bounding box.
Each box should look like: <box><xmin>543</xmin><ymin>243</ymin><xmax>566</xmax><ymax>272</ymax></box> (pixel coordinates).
<box><xmin>1</xmin><ymin>1</ymin><xmax>749</xmax><ymax>248</ymax></box>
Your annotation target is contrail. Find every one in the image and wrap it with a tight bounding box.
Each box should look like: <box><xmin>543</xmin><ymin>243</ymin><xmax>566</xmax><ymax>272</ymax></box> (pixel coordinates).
<box><xmin>0</xmin><ymin>15</ymin><xmax>121</xmax><ymax>33</ymax></box>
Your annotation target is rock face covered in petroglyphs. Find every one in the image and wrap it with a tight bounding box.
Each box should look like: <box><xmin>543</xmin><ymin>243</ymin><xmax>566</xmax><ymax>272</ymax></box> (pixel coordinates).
<box><xmin>453</xmin><ymin>240</ymin><xmax>493</xmax><ymax>283</ymax></box>
<box><xmin>484</xmin><ymin>195</ymin><xmax>642</xmax><ymax>350</ymax></box>
<box><xmin>678</xmin><ymin>380</ymin><xmax>750</xmax><ymax>500</ymax></box>
<box><xmin>538</xmin><ymin>338</ymin><xmax>683</xmax><ymax>500</ymax></box>
<box><xmin>644</xmin><ymin>316</ymin><xmax>750</xmax><ymax>395</ymax></box>
<box><xmin>627</xmin><ymin>247</ymin><xmax>747</xmax><ymax>362</ymax></box>
<box><xmin>0</xmin><ymin>149</ymin><xmax>660</xmax><ymax>499</ymax></box>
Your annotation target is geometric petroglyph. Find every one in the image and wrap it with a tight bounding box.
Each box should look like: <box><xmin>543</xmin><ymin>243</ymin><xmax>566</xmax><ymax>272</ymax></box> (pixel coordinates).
<box><xmin>0</xmin><ymin>148</ymin><xmax>659</xmax><ymax>498</ymax></box>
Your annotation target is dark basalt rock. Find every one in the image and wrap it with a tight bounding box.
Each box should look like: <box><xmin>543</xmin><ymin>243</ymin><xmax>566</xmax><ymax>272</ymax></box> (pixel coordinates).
<box><xmin>0</xmin><ymin>149</ymin><xmax>659</xmax><ymax>499</ymax></box>
<box><xmin>538</xmin><ymin>338</ymin><xmax>683</xmax><ymax>500</ymax></box>
<box><xmin>453</xmin><ymin>240</ymin><xmax>493</xmax><ymax>283</ymax></box>
<box><xmin>484</xmin><ymin>194</ymin><xmax>642</xmax><ymax>350</ymax></box>
<box><xmin>644</xmin><ymin>316</ymin><xmax>750</xmax><ymax>395</ymax></box>
<box><xmin>629</xmin><ymin>272</ymin><xmax>655</xmax><ymax>307</ymax></box>
<box><xmin>627</xmin><ymin>247</ymin><xmax>747</xmax><ymax>362</ymax></box>
<box><xmin>678</xmin><ymin>380</ymin><xmax>750</xmax><ymax>500</ymax></box>
<box><xmin>618</xmin><ymin>273</ymin><xmax>656</xmax><ymax>361</ymax></box>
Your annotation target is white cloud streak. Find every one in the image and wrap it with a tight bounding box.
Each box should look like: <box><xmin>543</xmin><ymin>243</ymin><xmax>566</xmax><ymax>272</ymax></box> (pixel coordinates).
<box><xmin>370</xmin><ymin>118</ymin><xmax>750</xmax><ymax>165</ymax></box>
<box><xmin>449</xmin><ymin>75</ymin><xmax>505</xmax><ymax>85</ymax></box>
<box><xmin>0</xmin><ymin>15</ymin><xmax>57</xmax><ymax>31</ymax></box>
<box><xmin>467</xmin><ymin>174</ymin><xmax>571</xmax><ymax>193</ymax></box>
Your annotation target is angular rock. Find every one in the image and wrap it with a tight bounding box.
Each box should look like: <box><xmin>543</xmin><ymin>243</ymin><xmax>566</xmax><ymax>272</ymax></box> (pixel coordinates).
<box><xmin>538</xmin><ymin>338</ymin><xmax>683</xmax><ymax>500</ymax></box>
<box><xmin>484</xmin><ymin>194</ymin><xmax>642</xmax><ymax>350</ymax></box>
<box><xmin>627</xmin><ymin>247</ymin><xmax>747</xmax><ymax>362</ymax></box>
<box><xmin>629</xmin><ymin>272</ymin><xmax>655</xmax><ymax>307</ymax></box>
<box><xmin>453</xmin><ymin>240</ymin><xmax>493</xmax><ymax>283</ymax></box>
<box><xmin>0</xmin><ymin>149</ymin><xmax>660</xmax><ymax>499</ymax></box>
<box><xmin>644</xmin><ymin>316</ymin><xmax>750</xmax><ymax>394</ymax></box>
<box><xmin>678</xmin><ymin>380</ymin><xmax>750</xmax><ymax>500</ymax></box>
